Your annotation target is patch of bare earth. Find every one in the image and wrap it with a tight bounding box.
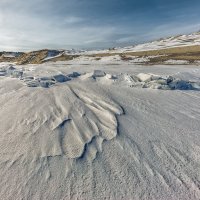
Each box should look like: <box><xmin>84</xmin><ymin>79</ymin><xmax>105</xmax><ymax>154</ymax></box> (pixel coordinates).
<box><xmin>0</xmin><ymin>45</ymin><xmax>200</xmax><ymax>65</ymax></box>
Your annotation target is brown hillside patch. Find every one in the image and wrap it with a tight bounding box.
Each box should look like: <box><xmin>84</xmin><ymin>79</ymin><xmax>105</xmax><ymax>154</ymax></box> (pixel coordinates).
<box><xmin>0</xmin><ymin>45</ymin><xmax>200</xmax><ymax>65</ymax></box>
<box><xmin>16</xmin><ymin>50</ymin><xmax>49</xmax><ymax>65</ymax></box>
<box><xmin>89</xmin><ymin>45</ymin><xmax>200</xmax><ymax>64</ymax></box>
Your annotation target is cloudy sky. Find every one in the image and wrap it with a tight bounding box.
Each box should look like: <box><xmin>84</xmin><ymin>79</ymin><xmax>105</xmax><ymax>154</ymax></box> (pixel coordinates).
<box><xmin>0</xmin><ymin>0</ymin><xmax>200</xmax><ymax>51</ymax></box>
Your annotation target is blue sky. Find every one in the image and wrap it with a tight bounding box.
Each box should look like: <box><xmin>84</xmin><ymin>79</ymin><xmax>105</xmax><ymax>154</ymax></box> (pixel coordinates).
<box><xmin>0</xmin><ymin>0</ymin><xmax>200</xmax><ymax>51</ymax></box>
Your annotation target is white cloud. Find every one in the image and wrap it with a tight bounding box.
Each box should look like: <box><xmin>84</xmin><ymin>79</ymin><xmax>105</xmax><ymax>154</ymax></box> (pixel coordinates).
<box><xmin>144</xmin><ymin>22</ymin><xmax>200</xmax><ymax>41</ymax></box>
<box><xmin>0</xmin><ymin>0</ymin><xmax>200</xmax><ymax>51</ymax></box>
<box><xmin>0</xmin><ymin>8</ymin><xmax>116</xmax><ymax>51</ymax></box>
<box><xmin>64</xmin><ymin>16</ymin><xmax>84</xmax><ymax>24</ymax></box>
<box><xmin>0</xmin><ymin>0</ymin><xmax>118</xmax><ymax>51</ymax></box>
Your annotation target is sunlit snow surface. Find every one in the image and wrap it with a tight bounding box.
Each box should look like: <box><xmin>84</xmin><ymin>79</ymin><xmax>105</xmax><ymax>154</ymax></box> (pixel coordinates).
<box><xmin>1</xmin><ymin>61</ymin><xmax>200</xmax><ymax>200</ymax></box>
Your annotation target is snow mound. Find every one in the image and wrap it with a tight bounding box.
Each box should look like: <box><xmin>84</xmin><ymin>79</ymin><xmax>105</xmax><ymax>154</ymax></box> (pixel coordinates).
<box><xmin>1</xmin><ymin>65</ymin><xmax>199</xmax><ymax>91</ymax></box>
<box><xmin>52</xmin><ymin>74</ymin><xmax>71</xmax><ymax>83</ymax></box>
<box><xmin>137</xmin><ymin>73</ymin><xmax>153</xmax><ymax>82</ymax></box>
<box><xmin>0</xmin><ymin>65</ymin><xmax>81</xmax><ymax>88</ymax></box>
<box><xmin>90</xmin><ymin>71</ymin><xmax>200</xmax><ymax>90</ymax></box>
<box><xmin>0</xmin><ymin>64</ymin><xmax>23</xmax><ymax>78</ymax></box>
<box><xmin>25</xmin><ymin>74</ymin><xmax>72</xmax><ymax>88</ymax></box>
<box><xmin>164</xmin><ymin>60</ymin><xmax>189</xmax><ymax>65</ymax></box>
<box><xmin>134</xmin><ymin>73</ymin><xmax>200</xmax><ymax>90</ymax></box>
<box><xmin>129</xmin><ymin>57</ymin><xmax>150</xmax><ymax>63</ymax></box>
<box><xmin>0</xmin><ymin>83</ymin><xmax>123</xmax><ymax>160</ymax></box>
<box><xmin>68</xmin><ymin>72</ymin><xmax>81</xmax><ymax>78</ymax></box>
<box><xmin>92</xmin><ymin>70</ymin><xmax>106</xmax><ymax>78</ymax></box>
<box><xmin>100</xmin><ymin>55</ymin><xmax>122</xmax><ymax>62</ymax></box>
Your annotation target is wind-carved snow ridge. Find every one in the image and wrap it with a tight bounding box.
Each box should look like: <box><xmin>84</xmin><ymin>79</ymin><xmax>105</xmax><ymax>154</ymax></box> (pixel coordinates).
<box><xmin>52</xmin><ymin>86</ymin><xmax>124</xmax><ymax>160</ymax></box>
<box><xmin>0</xmin><ymin>83</ymin><xmax>123</xmax><ymax>162</ymax></box>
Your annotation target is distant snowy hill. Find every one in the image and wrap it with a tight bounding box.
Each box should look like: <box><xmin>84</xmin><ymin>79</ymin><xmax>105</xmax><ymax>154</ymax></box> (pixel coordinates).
<box><xmin>0</xmin><ymin>32</ymin><xmax>200</xmax><ymax>64</ymax></box>
<box><xmin>80</xmin><ymin>32</ymin><xmax>200</xmax><ymax>55</ymax></box>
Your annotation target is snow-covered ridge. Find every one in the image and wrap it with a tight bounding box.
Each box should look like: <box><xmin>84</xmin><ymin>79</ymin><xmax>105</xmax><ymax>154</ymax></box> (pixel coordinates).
<box><xmin>43</xmin><ymin>50</ymin><xmax>64</xmax><ymax>61</ymax></box>
<box><xmin>112</xmin><ymin>32</ymin><xmax>200</xmax><ymax>53</ymax></box>
<box><xmin>1</xmin><ymin>32</ymin><xmax>200</xmax><ymax>57</ymax></box>
<box><xmin>1</xmin><ymin>32</ymin><xmax>200</xmax><ymax>65</ymax></box>
<box><xmin>77</xmin><ymin>32</ymin><xmax>200</xmax><ymax>55</ymax></box>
